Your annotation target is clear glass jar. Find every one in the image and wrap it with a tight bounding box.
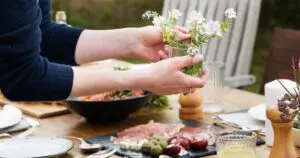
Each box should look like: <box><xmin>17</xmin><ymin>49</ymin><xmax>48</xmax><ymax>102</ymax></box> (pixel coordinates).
<box><xmin>216</xmin><ymin>132</ymin><xmax>257</xmax><ymax>158</ymax></box>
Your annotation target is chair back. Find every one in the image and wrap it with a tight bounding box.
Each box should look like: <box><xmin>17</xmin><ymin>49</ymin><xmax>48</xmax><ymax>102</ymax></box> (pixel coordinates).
<box><xmin>260</xmin><ymin>28</ymin><xmax>300</xmax><ymax>94</ymax></box>
<box><xmin>162</xmin><ymin>0</ymin><xmax>262</xmax><ymax>87</ymax></box>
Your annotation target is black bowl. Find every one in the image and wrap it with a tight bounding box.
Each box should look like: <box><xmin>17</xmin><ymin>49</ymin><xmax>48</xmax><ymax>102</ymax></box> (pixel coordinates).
<box><xmin>65</xmin><ymin>92</ymin><xmax>152</xmax><ymax>123</ymax></box>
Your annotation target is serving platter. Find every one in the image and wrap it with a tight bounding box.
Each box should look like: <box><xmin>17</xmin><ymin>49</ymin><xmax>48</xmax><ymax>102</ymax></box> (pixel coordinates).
<box><xmin>86</xmin><ymin>121</ymin><xmax>265</xmax><ymax>158</ymax></box>
<box><xmin>87</xmin><ymin>133</ymin><xmax>216</xmax><ymax>158</ymax></box>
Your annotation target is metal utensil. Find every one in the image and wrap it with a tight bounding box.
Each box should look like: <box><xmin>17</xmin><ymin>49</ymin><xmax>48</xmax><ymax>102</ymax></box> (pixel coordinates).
<box><xmin>159</xmin><ymin>155</ymin><xmax>172</xmax><ymax>158</ymax></box>
<box><xmin>86</xmin><ymin>147</ymin><xmax>116</xmax><ymax>158</ymax></box>
<box><xmin>213</xmin><ymin>118</ymin><xmax>265</xmax><ymax>136</ymax></box>
<box><xmin>64</xmin><ymin>136</ymin><xmax>102</xmax><ymax>153</ymax></box>
<box><xmin>241</xmin><ymin>126</ymin><xmax>265</xmax><ymax>136</ymax></box>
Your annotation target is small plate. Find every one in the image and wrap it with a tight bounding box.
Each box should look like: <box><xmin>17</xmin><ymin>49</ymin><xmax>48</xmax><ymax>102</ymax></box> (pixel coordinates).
<box><xmin>248</xmin><ymin>104</ymin><xmax>266</xmax><ymax>121</ymax></box>
<box><xmin>0</xmin><ymin>105</ymin><xmax>22</xmax><ymax>130</ymax></box>
<box><xmin>0</xmin><ymin>137</ymin><xmax>73</xmax><ymax>158</ymax></box>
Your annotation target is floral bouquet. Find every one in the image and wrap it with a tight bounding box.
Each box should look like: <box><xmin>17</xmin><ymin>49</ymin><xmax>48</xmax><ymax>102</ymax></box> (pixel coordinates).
<box><xmin>277</xmin><ymin>58</ymin><xmax>300</xmax><ymax>122</ymax></box>
<box><xmin>142</xmin><ymin>9</ymin><xmax>236</xmax><ymax>77</ymax></box>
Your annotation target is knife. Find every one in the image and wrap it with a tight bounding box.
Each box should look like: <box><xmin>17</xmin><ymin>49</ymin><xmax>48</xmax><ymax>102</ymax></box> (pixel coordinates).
<box><xmin>87</xmin><ymin>148</ymin><xmax>117</xmax><ymax>158</ymax></box>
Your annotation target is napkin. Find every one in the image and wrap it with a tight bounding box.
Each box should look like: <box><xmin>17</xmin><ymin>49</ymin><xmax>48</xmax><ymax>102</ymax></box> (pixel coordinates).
<box><xmin>217</xmin><ymin>113</ymin><xmax>265</xmax><ymax>133</ymax></box>
<box><xmin>0</xmin><ymin>118</ymin><xmax>31</xmax><ymax>134</ymax></box>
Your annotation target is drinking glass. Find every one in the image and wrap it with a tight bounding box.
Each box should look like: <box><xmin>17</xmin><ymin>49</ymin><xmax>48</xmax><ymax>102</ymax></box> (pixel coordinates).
<box><xmin>202</xmin><ymin>61</ymin><xmax>225</xmax><ymax>113</ymax></box>
<box><xmin>216</xmin><ymin>132</ymin><xmax>257</xmax><ymax>158</ymax></box>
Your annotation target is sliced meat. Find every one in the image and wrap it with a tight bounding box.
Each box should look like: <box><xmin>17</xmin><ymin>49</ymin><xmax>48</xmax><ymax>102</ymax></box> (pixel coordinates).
<box><xmin>114</xmin><ymin>121</ymin><xmax>184</xmax><ymax>142</ymax></box>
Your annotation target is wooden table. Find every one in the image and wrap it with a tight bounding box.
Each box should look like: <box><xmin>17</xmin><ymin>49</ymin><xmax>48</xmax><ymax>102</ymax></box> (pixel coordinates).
<box><xmin>27</xmin><ymin>87</ymin><xmax>292</xmax><ymax>158</ymax></box>
<box><xmin>23</xmin><ymin>60</ymin><xmax>299</xmax><ymax>158</ymax></box>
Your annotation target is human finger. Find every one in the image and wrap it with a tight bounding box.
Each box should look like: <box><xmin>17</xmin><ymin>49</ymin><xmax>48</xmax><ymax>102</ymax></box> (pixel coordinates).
<box><xmin>158</xmin><ymin>50</ymin><xmax>169</xmax><ymax>60</ymax></box>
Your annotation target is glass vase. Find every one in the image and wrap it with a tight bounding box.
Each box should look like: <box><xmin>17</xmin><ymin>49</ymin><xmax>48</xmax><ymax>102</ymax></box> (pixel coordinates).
<box><xmin>168</xmin><ymin>46</ymin><xmax>203</xmax><ymax>77</ymax></box>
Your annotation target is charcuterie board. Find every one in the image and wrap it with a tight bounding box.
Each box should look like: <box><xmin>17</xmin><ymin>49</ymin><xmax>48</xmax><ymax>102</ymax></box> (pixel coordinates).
<box><xmin>86</xmin><ymin>121</ymin><xmax>265</xmax><ymax>158</ymax></box>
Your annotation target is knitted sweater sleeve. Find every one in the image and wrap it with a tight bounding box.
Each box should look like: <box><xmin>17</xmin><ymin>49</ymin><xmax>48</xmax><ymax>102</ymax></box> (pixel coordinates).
<box><xmin>0</xmin><ymin>0</ymin><xmax>74</xmax><ymax>101</ymax></box>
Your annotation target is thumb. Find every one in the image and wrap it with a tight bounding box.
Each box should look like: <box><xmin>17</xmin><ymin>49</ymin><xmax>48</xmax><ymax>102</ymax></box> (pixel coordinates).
<box><xmin>170</xmin><ymin>55</ymin><xmax>203</xmax><ymax>70</ymax></box>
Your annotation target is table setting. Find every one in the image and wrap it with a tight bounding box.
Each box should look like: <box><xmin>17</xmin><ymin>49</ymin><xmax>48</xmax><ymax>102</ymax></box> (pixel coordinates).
<box><xmin>0</xmin><ymin>59</ymin><xmax>273</xmax><ymax>158</ymax></box>
<box><xmin>1</xmin><ymin>71</ymin><xmax>298</xmax><ymax>158</ymax></box>
<box><xmin>1</xmin><ymin>8</ymin><xmax>300</xmax><ymax>158</ymax></box>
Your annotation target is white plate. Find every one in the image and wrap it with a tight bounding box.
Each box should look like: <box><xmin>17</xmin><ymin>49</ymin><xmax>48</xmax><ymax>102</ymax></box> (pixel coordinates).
<box><xmin>0</xmin><ymin>137</ymin><xmax>73</xmax><ymax>158</ymax></box>
<box><xmin>0</xmin><ymin>105</ymin><xmax>22</xmax><ymax>130</ymax></box>
<box><xmin>248</xmin><ymin>103</ymin><xmax>266</xmax><ymax>121</ymax></box>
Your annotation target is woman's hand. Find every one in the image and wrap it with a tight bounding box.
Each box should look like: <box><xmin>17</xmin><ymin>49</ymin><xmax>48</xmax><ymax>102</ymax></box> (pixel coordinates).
<box><xmin>132</xmin><ymin>26</ymin><xmax>190</xmax><ymax>62</ymax></box>
<box><xmin>133</xmin><ymin>55</ymin><xmax>209</xmax><ymax>95</ymax></box>
<box><xmin>71</xmin><ymin>55</ymin><xmax>207</xmax><ymax>97</ymax></box>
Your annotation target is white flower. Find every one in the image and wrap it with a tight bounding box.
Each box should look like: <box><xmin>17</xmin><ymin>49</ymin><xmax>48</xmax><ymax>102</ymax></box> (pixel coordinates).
<box><xmin>168</xmin><ymin>9</ymin><xmax>182</xmax><ymax>19</ymax></box>
<box><xmin>187</xmin><ymin>45</ymin><xmax>202</xmax><ymax>56</ymax></box>
<box><xmin>142</xmin><ymin>10</ymin><xmax>158</xmax><ymax>20</ymax></box>
<box><xmin>203</xmin><ymin>19</ymin><xmax>222</xmax><ymax>36</ymax></box>
<box><xmin>187</xmin><ymin>11</ymin><xmax>205</xmax><ymax>25</ymax></box>
<box><xmin>152</xmin><ymin>16</ymin><xmax>167</xmax><ymax>26</ymax></box>
<box><xmin>224</xmin><ymin>8</ymin><xmax>237</xmax><ymax>19</ymax></box>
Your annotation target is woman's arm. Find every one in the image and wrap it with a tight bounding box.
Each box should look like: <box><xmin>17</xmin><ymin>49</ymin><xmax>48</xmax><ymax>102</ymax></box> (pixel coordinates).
<box><xmin>39</xmin><ymin>0</ymin><xmax>136</xmax><ymax>65</ymax></box>
<box><xmin>0</xmin><ymin>0</ymin><xmax>208</xmax><ymax>101</ymax></box>
<box><xmin>39</xmin><ymin>0</ymin><xmax>83</xmax><ymax>65</ymax></box>
<box><xmin>71</xmin><ymin>56</ymin><xmax>209</xmax><ymax>97</ymax></box>
<box><xmin>0</xmin><ymin>0</ymin><xmax>74</xmax><ymax>101</ymax></box>
<box><xmin>39</xmin><ymin>0</ymin><xmax>189</xmax><ymax>65</ymax></box>
<box><xmin>74</xmin><ymin>29</ymin><xmax>139</xmax><ymax>64</ymax></box>
<box><xmin>74</xmin><ymin>26</ymin><xmax>190</xmax><ymax>64</ymax></box>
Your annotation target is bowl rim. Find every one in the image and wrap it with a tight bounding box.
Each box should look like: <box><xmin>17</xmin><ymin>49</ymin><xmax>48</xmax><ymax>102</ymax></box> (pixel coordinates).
<box><xmin>66</xmin><ymin>91</ymin><xmax>152</xmax><ymax>103</ymax></box>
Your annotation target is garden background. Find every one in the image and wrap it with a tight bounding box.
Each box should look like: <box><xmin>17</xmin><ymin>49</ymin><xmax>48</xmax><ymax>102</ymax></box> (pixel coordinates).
<box><xmin>52</xmin><ymin>0</ymin><xmax>300</xmax><ymax>93</ymax></box>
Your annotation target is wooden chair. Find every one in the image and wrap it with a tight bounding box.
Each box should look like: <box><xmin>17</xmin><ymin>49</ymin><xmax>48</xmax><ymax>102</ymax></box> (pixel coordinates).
<box><xmin>260</xmin><ymin>28</ymin><xmax>300</xmax><ymax>94</ymax></box>
<box><xmin>162</xmin><ymin>0</ymin><xmax>262</xmax><ymax>87</ymax></box>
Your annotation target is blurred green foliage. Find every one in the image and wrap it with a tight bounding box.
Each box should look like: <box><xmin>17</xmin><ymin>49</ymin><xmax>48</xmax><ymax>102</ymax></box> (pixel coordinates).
<box><xmin>52</xmin><ymin>0</ymin><xmax>300</xmax><ymax>93</ymax></box>
<box><xmin>245</xmin><ymin>0</ymin><xmax>300</xmax><ymax>92</ymax></box>
<box><xmin>52</xmin><ymin>0</ymin><xmax>162</xmax><ymax>28</ymax></box>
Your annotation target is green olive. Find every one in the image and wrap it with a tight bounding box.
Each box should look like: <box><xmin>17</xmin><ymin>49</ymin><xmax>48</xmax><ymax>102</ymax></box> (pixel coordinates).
<box><xmin>159</xmin><ymin>140</ymin><xmax>168</xmax><ymax>149</ymax></box>
<box><xmin>141</xmin><ymin>142</ymin><xmax>153</xmax><ymax>153</ymax></box>
<box><xmin>150</xmin><ymin>145</ymin><xmax>163</xmax><ymax>156</ymax></box>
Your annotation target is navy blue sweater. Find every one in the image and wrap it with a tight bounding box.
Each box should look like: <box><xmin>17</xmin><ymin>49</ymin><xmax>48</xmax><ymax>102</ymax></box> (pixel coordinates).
<box><xmin>0</xmin><ymin>0</ymin><xmax>83</xmax><ymax>101</ymax></box>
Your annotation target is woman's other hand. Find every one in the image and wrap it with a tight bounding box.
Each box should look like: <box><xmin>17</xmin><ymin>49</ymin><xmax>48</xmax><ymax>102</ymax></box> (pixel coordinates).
<box><xmin>132</xmin><ymin>26</ymin><xmax>190</xmax><ymax>62</ymax></box>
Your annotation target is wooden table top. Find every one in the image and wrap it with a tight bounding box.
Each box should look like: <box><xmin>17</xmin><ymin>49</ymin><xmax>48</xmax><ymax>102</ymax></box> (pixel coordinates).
<box><xmin>27</xmin><ymin>87</ymin><xmax>297</xmax><ymax>158</ymax></box>
<box><xmin>22</xmin><ymin>60</ymin><xmax>300</xmax><ymax>158</ymax></box>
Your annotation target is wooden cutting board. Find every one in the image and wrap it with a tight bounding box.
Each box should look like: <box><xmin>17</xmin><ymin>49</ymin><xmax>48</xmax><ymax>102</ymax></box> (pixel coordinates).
<box><xmin>0</xmin><ymin>96</ymin><xmax>70</xmax><ymax>118</ymax></box>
